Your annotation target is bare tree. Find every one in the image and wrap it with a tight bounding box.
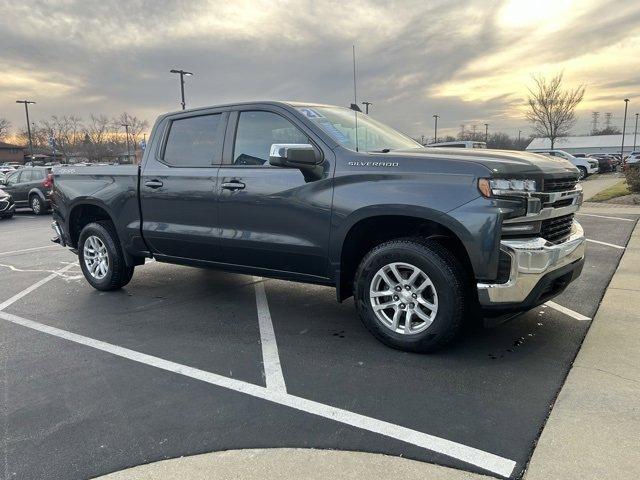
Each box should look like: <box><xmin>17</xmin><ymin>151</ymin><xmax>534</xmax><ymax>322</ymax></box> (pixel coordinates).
<box><xmin>525</xmin><ymin>73</ymin><xmax>585</xmax><ymax>148</ymax></box>
<box><xmin>82</xmin><ymin>115</ymin><xmax>118</xmax><ymax>161</ymax></box>
<box><xmin>0</xmin><ymin>118</ymin><xmax>11</xmax><ymax>139</ymax></box>
<box><xmin>38</xmin><ymin>115</ymin><xmax>83</xmax><ymax>159</ymax></box>
<box><xmin>114</xmin><ymin>112</ymin><xmax>149</xmax><ymax>150</ymax></box>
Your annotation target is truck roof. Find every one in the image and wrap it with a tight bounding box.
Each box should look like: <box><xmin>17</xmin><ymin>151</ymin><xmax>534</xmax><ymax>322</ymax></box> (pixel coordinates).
<box><xmin>161</xmin><ymin>100</ymin><xmax>338</xmax><ymax>116</ymax></box>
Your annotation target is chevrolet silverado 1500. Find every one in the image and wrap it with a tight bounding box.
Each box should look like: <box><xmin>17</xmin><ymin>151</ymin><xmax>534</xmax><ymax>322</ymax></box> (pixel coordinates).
<box><xmin>51</xmin><ymin>102</ymin><xmax>586</xmax><ymax>352</ymax></box>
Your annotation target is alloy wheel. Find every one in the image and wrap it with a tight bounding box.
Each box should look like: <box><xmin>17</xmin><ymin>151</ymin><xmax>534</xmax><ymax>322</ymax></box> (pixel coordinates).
<box><xmin>83</xmin><ymin>235</ymin><xmax>109</xmax><ymax>280</ymax></box>
<box><xmin>369</xmin><ymin>262</ymin><xmax>438</xmax><ymax>335</ymax></box>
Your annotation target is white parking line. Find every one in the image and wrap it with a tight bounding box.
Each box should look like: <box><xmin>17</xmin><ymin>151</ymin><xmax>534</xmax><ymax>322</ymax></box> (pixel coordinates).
<box><xmin>0</xmin><ymin>309</ymin><xmax>516</xmax><ymax>478</ymax></box>
<box><xmin>586</xmin><ymin>239</ymin><xmax>626</xmax><ymax>250</ymax></box>
<box><xmin>576</xmin><ymin>213</ymin><xmax>635</xmax><ymax>222</ymax></box>
<box><xmin>0</xmin><ymin>245</ymin><xmax>58</xmax><ymax>257</ymax></box>
<box><xmin>253</xmin><ymin>276</ymin><xmax>287</xmax><ymax>393</ymax></box>
<box><xmin>0</xmin><ymin>263</ymin><xmax>76</xmax><ymax>311</ymax></box>
<box><xmin>544</xmin><ymin>301</ymin><xmax>591</xmax><ymax>321</ymax></box>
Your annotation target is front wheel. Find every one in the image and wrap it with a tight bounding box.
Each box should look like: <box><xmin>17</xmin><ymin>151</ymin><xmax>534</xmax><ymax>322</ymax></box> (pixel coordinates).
<box><xmin>78</xmin><ymin>221</ymin><xmax>135</xmax><ymax>291</ymax></box>
<box><xmin>577</xmin><ymin>166</ymin><xmax>587</xmax><ymax>180</ymax></box>
<box><xmin>354</xmin><ymin>238</ymin><xmax>468</xmax><ymax>353</ymax></box>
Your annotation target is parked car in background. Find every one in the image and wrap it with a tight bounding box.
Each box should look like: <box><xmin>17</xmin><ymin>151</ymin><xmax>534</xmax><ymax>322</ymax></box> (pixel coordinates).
<box><xmin>0</xmin><ymin>166</ymin><xmax>53</xmax><ymax>214</ymax></box>
<box><xmin>528</xmin><ymin>149</ymin><xmax>598</xmax><ymax>179</ymax></box>
<box><xmin>625</xmin><ymin>151</ymin><xmax>640</xmax><ymax>168</ymax></box>
<box><xmin>428</xmin><ymin>141</ymin><xmax>487</xmax><ymax>149</ymax></box>
<box><xmin>587</xmin><ymin>154</ymin><xmax>617</xmax><ymax>173</ymax></box>
<box><xmin>0</xmin><ymin>188</ymin><xmax>15</xmax><ymax>219</ymax></box>
<box><xmin>0</xmin><ymin>165</ymin><xmax>19</xmax><ymax>175</ymax></box>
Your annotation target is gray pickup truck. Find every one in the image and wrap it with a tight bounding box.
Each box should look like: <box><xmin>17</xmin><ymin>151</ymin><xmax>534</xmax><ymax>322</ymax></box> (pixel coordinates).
<box><xmin>51</xmin><ymin>101</ymin><xmax>586</xmax><ymax>352</ymax></box>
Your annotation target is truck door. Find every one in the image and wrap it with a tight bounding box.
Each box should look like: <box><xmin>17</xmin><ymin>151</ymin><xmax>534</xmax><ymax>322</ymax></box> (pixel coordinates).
<box><xmin>217</xmin><ymin>108</ymin><xmax>333</xmax><ymax>278</ymax></box>
<box><xmin>140</xmin><ymin>110</ymin><xmax>228</xmax><ymax>261</ymax></box>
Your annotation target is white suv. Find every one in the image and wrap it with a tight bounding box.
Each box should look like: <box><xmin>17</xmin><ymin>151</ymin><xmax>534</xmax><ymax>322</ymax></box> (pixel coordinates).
<box><xmin>529</xmin><ymin>149</ymin><xmax>599</xmax><ymax>179</ymax></box>
<box><xmin>625</xmin><ymin>151</ymin><xmax>640</xmax><ymax>165</ymax></box>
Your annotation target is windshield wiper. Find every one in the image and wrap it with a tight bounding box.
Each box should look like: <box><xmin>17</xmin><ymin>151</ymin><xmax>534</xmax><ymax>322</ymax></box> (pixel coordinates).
<box><xmin>371</xmin><ymin>148</ymin><xmax>391</xmax><ymax>153</ymax></box>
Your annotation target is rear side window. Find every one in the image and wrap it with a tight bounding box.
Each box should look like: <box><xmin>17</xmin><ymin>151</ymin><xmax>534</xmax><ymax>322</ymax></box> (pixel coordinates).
<box><xmin>28</xmin><ymin>170</ymin><xmax>44</xmax><ymax>181</ymax></box>
<box><xmin>163</xmin><ymin>114</ymin><xmax>223</xmax><ymax>167</ymax></box>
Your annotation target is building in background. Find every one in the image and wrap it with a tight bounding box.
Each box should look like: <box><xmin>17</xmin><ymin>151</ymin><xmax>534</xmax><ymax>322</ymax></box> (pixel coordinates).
<box><xmin>0</xmin><ymin>142</ymin><xmax>25</xmax><ymax>164</ymax></box>
<box><xmin>526</xmin><ymin>134</ymin><xmax>635</xmax><ymax>154</ymax></box>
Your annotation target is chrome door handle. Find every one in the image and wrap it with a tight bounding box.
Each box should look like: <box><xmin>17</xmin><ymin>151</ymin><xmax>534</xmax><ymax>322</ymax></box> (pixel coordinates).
<box><xmin>144</xmin><ymin>180</ymin><xmax>163</xmax><ymax>189</ymax></box>
<box><xmin>221</xmin><ymin>181</ymin><xmax>246</xmax><ymax>190</ymax></box>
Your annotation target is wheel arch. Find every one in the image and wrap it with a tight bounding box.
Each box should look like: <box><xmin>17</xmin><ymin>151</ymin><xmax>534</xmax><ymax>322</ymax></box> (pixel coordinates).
<box><xmin>28</xmin><ymin>188</ymin><xmax>46</xmax><ymax>202</ymax></box>
<box><xmin>334</xmin><ymin>207</ymin><xmax>476</xmax><ymax>302</ymax></box>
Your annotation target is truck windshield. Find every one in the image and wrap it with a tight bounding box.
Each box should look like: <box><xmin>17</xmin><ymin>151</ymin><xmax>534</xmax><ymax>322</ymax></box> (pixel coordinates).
<box><xmin>296</xmin><ymin>106</ymin><xmax>423</xmax><ymax>153</ymax></box>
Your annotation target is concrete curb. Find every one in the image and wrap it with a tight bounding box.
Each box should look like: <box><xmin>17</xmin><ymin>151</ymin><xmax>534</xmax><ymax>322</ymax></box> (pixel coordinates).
<box><xmin>523</xmin><ymin>220</ymin><xmax>640</xmax><ymax>480</ymax></box>
<box><xmin>95</xmin><ymin>449</ymin><xmax>491</xmax><ymax>480</ymax></box>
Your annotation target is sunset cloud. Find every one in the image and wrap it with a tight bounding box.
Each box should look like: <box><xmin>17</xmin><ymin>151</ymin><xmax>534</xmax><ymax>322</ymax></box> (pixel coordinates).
<box><xmin>1</xmin><ymin>0</ymin><xmax>638</xmax><ymax>139</ymax></box>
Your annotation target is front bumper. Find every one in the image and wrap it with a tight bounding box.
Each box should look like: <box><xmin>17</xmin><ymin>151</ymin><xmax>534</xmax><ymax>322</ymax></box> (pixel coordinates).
<box><xmin>587</xmin><ymin>164</ymin><xmax>599</xmax><ymax>174</ymax></box>
<box><xmin>477</xmin><ymin>221</ymin><xmax>585</xmax><ymax>311</ymax></box>
<box><xmin>0</xmin><ymin>198</ymin><xmax>15</xmax><ymax>216</ymax></box>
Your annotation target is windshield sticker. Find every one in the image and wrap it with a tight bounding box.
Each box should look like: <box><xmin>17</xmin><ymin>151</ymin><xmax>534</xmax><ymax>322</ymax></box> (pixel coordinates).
<box><xmin>317</xmin><ymin>120</ymin><xmax>350</xmax><ymax>143</ymax></box>
<box><xmin>297</xmin><ymin>107</ymin><xmax>324</xmax><ymax>119</ymax></box>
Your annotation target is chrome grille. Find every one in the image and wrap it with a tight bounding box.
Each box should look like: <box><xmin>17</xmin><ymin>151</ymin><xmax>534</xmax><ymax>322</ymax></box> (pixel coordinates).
<box><xmin>541</xmin><ymin>214</ymin><xmax>574</xmax><ymax>243</ymax></box>
<box><xmin>543</xmin><ymin>177</ymin><xmax>578</xmax><ymax>192</ymax></box>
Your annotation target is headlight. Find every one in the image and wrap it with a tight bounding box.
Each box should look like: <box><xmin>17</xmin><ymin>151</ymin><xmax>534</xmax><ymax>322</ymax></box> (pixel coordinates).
<box><xmin>478</xmin><ymin>178</ymin><xmax>537</xmax><ymax>197</ymax></box>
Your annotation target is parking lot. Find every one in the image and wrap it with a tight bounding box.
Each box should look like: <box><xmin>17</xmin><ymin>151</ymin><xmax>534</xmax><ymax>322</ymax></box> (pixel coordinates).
<box><xmin>1</xmin><ymin>208</ymin><xmax>638</xmax><ymax>480</ymax></box>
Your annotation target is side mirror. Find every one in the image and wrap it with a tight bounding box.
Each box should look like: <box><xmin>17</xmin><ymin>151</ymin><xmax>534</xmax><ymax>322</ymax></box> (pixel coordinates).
<box><xmin>269</xmin><ymin>144</ymin><xmax>320</xmax><ymax>168</ymax></box>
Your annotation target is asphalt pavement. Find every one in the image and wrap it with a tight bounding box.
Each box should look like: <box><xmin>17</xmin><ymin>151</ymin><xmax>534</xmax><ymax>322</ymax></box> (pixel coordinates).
<box><xmin>0</xmin><ymin>206</ymin><xmax>637</xmax><ymax>480</ymax></box>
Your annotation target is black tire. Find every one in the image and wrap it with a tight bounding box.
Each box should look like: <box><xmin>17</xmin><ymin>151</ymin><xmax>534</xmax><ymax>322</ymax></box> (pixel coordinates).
<box><xmin>78</xmin><ymin>221</ymin><xmax>135</xmax><ymax>291</ymax></box>
<box><xmin>577</xmin><ymin>166</ymin><xmax>587</xmax><ymax>180</ymax></box>
<box><xmin>354</xmin><ymin>237</ymin><xmax>468</xmax><ymax>353</ymax></box>
<box><xmin>30</xmin><ymin>194</ymin><xmax>46</xmax><ymax>215</ymax></box>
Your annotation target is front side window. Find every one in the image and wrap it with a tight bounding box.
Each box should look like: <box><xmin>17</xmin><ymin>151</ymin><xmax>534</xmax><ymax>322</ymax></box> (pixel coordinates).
<box><xmin>163</xmin><ymin>114</ymin><xmax>222</xmax><ymax>167</ymax></box>
<box><xmin>233</xmin><ymin>111</ymin><xmax>308</xmax><ymax>166</ymax></box>
<box><xmin>6</xmin><ymin>171</ymin><xmax>20</xmax><ymax>186</ymax></box>
<box><xmin>297</xmin><ymin>106</ymin><xmax>422</xmax><ymax>153</ymax></box>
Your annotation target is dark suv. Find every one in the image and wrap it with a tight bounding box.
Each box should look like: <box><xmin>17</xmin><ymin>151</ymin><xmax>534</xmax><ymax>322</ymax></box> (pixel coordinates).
<box><xmin>0</xmin><ymin>167</ymin><xmax>53</xmax><ymax>214</ymax></box>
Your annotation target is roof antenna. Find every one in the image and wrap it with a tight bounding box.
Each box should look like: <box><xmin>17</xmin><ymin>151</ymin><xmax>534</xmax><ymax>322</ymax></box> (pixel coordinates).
<box><xmin>352</xmin><ymin>44</ymin><xmax>359</xmax><ymax>152</ymax></box>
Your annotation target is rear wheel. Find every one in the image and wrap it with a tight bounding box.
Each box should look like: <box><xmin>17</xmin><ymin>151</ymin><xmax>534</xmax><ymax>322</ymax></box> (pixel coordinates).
<box><xmin>354</xmin><ymin>237</ymin><xmax>468</xmax><ymax>353</ymax></box>
<box><xmin>30</xmin><ymin>194</ymin><xmax>45</xmax><ymax>215</ymax></box>
<box><xmin>78</xmin><ymin>221</ymin><xmax>135</xmax><ymax>291</ymax></box>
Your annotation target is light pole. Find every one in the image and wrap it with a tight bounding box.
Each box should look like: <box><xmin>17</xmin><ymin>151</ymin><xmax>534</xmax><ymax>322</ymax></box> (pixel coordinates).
<box><xmin>16</xmin><ymin>100</ymin><xmax>36</xmax><ymax>157</ymax></box>
<box><xmin>433</xmin><ymin>114</ymin><xmax>439</xmax><ymax>143</ymax></box>
<box><xmin>170</xmin><ymin>69</ymin><xmax>193</xmax><ymax>110</ymax></box>
<box><xmin>121</xmin><ymin>123</ymin><xmax>131</xmax><ymax>163</ymax></box>
<box><xmin>484</xmin><ymin>123</ymin><xmax>489</xmax><ymax>143</ymax></box>
<box><xmin>361</xmin><ymin>101</ymin><xmax>372</xmax><ymax>114</ymax></box>
<box><xmin>518</xmin><ymin>129</ymin><xmax>522</xmax><ymax>142</ymax></box>
<box><xmin>633</xmin><ymin>113</ymin><xmax>638</xmax><ymax>151</ymax></box>
<box><xmin>621</xmin><ymin>99</ymin><xmax>629</xmax><ymax>160</ymax></box>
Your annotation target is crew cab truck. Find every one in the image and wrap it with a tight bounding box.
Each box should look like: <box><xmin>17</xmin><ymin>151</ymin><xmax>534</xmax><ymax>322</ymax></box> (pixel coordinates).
<box><xmin>51</xmin><ymin>102</ymin><xmax>586</xmax><ymax>352</ymax></box>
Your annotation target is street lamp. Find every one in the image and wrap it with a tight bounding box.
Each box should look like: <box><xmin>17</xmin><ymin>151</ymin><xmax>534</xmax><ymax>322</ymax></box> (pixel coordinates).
<box><xmin>621</xmin><ymin>99</ymin><xmax>629</xmax><ymax>160</ymax></box>
<box><xmin>361</xmin><ymin>101</ymin><xmax>372</xmax><ymax>114</ymax></box>
<box><xmin>634</xmin><ymin>113</ymin><xmax>639</xmax><ymax>151</ymax></box>
<box><xmin>16</xmin><ymin>100</ymin><xmax>36</xmax><ymax>157</ymax></box>
<box><xmin>433</xmin><ymin>114</ymin><xmax>439</xmax><ymax>143</ymax></box>
<box><xmin>121</xmin><ymin>123</ymin><xmax>131</xmax><ymax>162</ymax></box>
<box><xmin>170</xmin><ymin>69</ymin><xmax>193</xmax><ymax>110</ymax></box>
<box><xmin>484</xmin><ymin>123</ymin><xmax>489</xmax><ymax>143</ymax></box>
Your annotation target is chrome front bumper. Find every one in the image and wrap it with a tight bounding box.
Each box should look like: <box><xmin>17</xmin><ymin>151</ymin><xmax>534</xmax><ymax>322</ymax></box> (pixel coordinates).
<box><xmin>477</xmin><ymin>221</ymin><xmax>586</xmax><ymax>305</ymax></box>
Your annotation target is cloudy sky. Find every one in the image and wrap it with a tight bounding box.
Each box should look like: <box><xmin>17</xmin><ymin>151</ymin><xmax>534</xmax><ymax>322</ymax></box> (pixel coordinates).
<box><xmin>1</xmin><ymin>0</ymin><xmax>639</xmax><ymax>139</ymax></box>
